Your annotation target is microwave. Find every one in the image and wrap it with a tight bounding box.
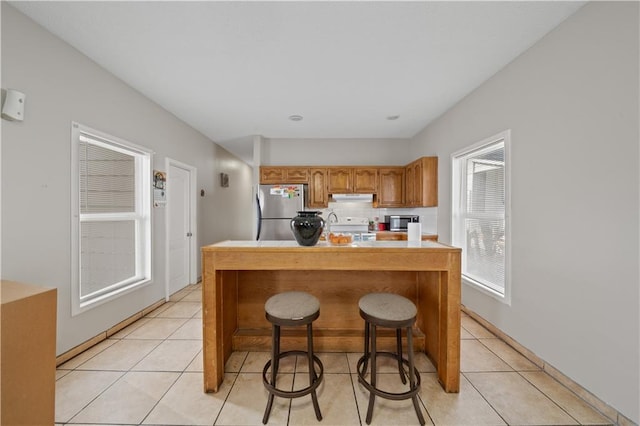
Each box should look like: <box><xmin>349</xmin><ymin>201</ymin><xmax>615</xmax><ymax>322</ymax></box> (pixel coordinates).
<box><xmin>384</xmin><ymin>215</ymin><xmax>419</xmax><ymax>232</ymax></box>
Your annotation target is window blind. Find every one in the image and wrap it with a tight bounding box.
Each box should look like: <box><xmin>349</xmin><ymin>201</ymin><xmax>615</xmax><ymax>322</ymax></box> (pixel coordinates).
<box><xmin>464</xmin><ymin>145</ymin><xmax>505</xmax><ymax>293</ymax></box>
<box><xmin>80</xmin><ymin>221</ymin><xmax>136</xmax><ymax>298</ymax></box>
<box><xmin>79</xmin><ymin>138</ymin><xmax>135</xmax><ymax>214</ymax></box>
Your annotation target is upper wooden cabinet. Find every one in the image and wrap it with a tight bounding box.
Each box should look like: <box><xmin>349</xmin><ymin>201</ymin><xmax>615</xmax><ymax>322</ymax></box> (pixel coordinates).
<box><xmin>405</xmin><ymin>157</ymin><xmax>438</xmax><ymax>207</ymax></box>
<box><xmin>327</xmin><ymin>168</ymin><xmax>352</xmax><ymax>193</ymax></box>
<box><xmin>260</xmin><ymin>158</ymin><xmax>436</xmax><ymax>208</ymax></box>
<box><xmin>308</xmin><ymin>168</ymin><xmax>328</xmax><ymax>208</ymax></box>
<box><xmin>260</xmin><ymin>167</ymin><xmax>309</xmax><ymax>184</ymax></box>
<box><xmin>353</xmin><ymin>168</ymin><xmax>378</xmax><ymax>193</ymax></box>
<box><xmin>327</xmin><ymin>167</ymin><xmax>378</xmax><ymax>193</ymax></box>
<box><xmin>378</xmin><ymin>167</ymin><xmax>405</xmax><ymax>207</ymax></box>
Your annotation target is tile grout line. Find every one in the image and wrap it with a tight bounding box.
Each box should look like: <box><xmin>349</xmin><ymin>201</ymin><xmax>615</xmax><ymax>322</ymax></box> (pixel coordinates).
<box><xmin>58</xmin><ymin>287</ymin><xmax>616</xmax><ymax>426</ymax></box>
<box><xmin>138</xmin><ymin>296</ymin><xmax>201</xmax><ymax>426</ymax></box>
<box><xmin>459</xmin><ymin>326</ymin><xmax>511</xmax><ymax>425</ymax></box>
<box><xmin>460</xmin><ymin>369</ymin><xmax>511</xmax><ymax>426</ymax></box>
<box><xmin>60</xmin><ymin>292</ymin><xmax>201</xmax><ymax>425</ymax></box>
<box><xmin>474</xmin><ymin>331</ymin><xmax>588</xmax><ymax>425</ymax></box>
<box><xmin>463</xmin><ymin>316</ymin><xmax>618</xmax><ymax>425</ymax></box>
<box><xmin>514</xmin><ymin>369</ymin><xmax>614</xmax><ymax>426</ymax></box>
<box><xmin>214</xmin><ymin>351</ymin><xmax>249</xmax><ymax>426</ymax></box>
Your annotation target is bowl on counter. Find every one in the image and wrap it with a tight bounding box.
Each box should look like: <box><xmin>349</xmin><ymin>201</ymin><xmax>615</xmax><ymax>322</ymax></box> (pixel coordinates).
<box><xmin>327</xmin><ymin>232</ymin><xmax>354</xmax><ymax>246</ymax></box>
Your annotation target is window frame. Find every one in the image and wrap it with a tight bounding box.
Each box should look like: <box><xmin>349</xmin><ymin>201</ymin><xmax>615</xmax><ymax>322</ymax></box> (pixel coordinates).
<box><xmin>70</xmin><ymin>122</ymin><xmax>153</xmax><ymax>315</ymax></box>
<box><xmin>451</xmin><ymin>130</ymin><xmax>511</xmax><ymax>304</ymax></box>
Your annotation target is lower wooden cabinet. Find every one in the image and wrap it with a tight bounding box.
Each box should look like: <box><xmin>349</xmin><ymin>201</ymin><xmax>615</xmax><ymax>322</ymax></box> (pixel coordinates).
<box><xmin>375</xmin><ymin>231</ymin><xmax>437</xmax><ymax>241</ymax></box>
<box><xmin>1</xmin><ymin>280</ymin><xmax>57</xmax><ymax>426</ymax></box>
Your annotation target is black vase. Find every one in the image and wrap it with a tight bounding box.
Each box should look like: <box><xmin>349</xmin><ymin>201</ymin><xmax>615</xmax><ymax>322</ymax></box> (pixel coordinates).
<box><xmin>290</xmin><ymin>211</ymin><xmax>325</xmax><ymax>246</ymax></box>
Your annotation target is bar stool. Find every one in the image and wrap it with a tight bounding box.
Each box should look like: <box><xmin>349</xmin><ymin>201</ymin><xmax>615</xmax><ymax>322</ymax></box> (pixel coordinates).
<box><xmin>357</xmin><ymin>293</ymin><xmax>425</xmax><ymax>425</ymax></box>
<box><xmin>262</xmin><ymin>291</ymin><xmax>323</xmax><ymax>424</ymax></box>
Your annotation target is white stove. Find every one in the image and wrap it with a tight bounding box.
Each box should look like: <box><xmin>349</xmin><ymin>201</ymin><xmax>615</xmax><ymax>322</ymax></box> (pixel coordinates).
<box><xmin>327</xmin><ymin>216</ymin><xmax>369</xmax><ymax>233</ymax></box>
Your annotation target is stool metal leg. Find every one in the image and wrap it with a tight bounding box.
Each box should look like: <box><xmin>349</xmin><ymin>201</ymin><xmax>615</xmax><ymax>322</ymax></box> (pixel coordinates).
<box><xmin>365</xmin><ymin>324</ymin><xmax>377</xmax><ymax>424</ymax></box>
<box><xmin>273</xmin><ymin>325</ymin><xmax>281</xmax><ymax>378</ymax></box>
<box><xmin>307</xmin><ymin>323</ymin><xmax>322</xmax><ymax>421</ymax></box>
<box><xmin>396</xmin><ymin>328</ymin><xmax>407</xmax><ymax>384</ymax></box>
<box><xmin>363</xmin><ymin>320</ymin><xmax>370</xmax><ymax>373</ymax></box>
<box><xmin>263</xmin><ymin>324</ymin><xmax>280</xmax><ymax>424</ymax></box>
<box><xmin>407</xmin><ymin>326</ymin><xmax>425</xmax><ymax>426</ymax></box>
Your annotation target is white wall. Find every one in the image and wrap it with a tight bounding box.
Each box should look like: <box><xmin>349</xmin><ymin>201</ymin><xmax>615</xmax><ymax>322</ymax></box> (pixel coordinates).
<box><xmin>1</xmin><ymin>4</ymin><xmax>254</xmax><ymax>355</ymax></box>
<box><xmin>262</xmin><ymin>137</ymin><xmax>412</xmax><ymax>166</ymax></box>
<box><xmin>410</xmin><ymin>2</ymin><xmax>639</xmax><ymax>423</ymax></box>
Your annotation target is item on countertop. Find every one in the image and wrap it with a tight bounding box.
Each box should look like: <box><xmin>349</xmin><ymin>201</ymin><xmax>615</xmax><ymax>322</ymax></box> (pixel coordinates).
<box><xmin>290</xmin><ymin>211</ymin><xmax>324</xmax><ymax>246</ymax></box>
<box><xmin>359</xmin><ymin>233</ymin><xmax>377</xmax><ymax>242</ymax></box>
<box><xmin>328</xmin><ymin>232</ymin><xmax>353</xmax><ymax>246</ymax></box>
<box><xmin>369</xmin><ymin>216</ymin><xmax>379</xmax><ymax>232</ymax></box>
<box><xmin>385</xmin><ymin>215</ymin><xmax>419</xmax><ymax>232</ymax></box>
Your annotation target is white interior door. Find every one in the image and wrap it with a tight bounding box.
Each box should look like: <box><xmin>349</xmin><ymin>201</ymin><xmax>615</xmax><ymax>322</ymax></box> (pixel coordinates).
<box><xmin>168</xmin><ymin>163</ymin><xmax>191</xmax><ymax>295</ymax></box>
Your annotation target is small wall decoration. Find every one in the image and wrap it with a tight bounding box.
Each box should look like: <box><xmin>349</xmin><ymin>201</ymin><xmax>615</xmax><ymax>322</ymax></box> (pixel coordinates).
<box><xmin>153</xmin><ymin>170</ymin><xmax>167</xmax><ymax>207</ymax></box>
<box><xmin>154</xmin><ymin>170</ymin><xmax>166</xmax><ymax>189</ymax></box>
<box><xmin>220</xmin><ymin>172</ymin><xmax>229</xmax><ymax>188</ymax></box>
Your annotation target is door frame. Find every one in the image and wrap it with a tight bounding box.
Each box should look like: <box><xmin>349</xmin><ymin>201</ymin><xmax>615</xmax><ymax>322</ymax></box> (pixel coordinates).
<box><xmin>164</xmin><ymin>158</ymin><xmax>198</xmax><ymax>301</ymax></box>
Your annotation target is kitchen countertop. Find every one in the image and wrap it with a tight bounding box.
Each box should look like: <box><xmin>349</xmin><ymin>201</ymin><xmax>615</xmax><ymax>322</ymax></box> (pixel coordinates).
<box><xmin>207</xmin><ymin>239</ymin><xmax>447</xmax><ymax>249</ymax></box>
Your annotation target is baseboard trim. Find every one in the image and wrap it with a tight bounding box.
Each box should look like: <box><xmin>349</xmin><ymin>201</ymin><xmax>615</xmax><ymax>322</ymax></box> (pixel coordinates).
<box><xmin>55</xmin><ymin>299</ymin><xmax>166</xmax><ymax>366</ymax></box>
<box><xmin>461</xmin><ymin>305</ymin><xmax>635</xmax><ymax>426</ymax></box>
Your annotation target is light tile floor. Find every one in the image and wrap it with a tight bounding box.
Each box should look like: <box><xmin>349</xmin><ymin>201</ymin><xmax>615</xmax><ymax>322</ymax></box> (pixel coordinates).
<box><xmin>55</xmin><ymin>284</ymin><xmax>613</xmax><ymax>425</ymax></box>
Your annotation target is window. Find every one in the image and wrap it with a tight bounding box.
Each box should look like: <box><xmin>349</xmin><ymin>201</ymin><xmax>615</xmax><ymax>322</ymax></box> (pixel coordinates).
<box><xmin>71</xmin><ymin>122</ymin><xmax>152</xmax><ymax>315</ymax></box>
<box><xmin>452</xmin><ymin>130</ymin><xmax>510</xmax><ymax>302</ymax></box>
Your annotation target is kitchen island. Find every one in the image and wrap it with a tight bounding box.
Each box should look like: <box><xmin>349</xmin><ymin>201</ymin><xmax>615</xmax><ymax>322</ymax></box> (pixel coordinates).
<box><xmin>201</xmin><ymin>240</ymin><xmax>461</xmax><ymax>394</ymax></box>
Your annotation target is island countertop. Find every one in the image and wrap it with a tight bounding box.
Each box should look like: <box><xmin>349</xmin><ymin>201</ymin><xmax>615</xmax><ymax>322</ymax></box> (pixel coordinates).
<box><xmin>201</xmin><ymin>239</ymin><xmax>461</xmax><ymax>394</ymax></box>
<box><xmin>204</xmin><ymin>239</ymin><xmax>449</xmax><ymax>249</ymax></box>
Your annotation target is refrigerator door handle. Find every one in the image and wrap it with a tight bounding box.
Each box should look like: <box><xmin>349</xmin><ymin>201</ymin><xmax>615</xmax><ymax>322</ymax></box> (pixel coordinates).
<box><xmin>256</xmin><ymin>193</ymin><xmax>262</xmax><ymax>240</ymax></box>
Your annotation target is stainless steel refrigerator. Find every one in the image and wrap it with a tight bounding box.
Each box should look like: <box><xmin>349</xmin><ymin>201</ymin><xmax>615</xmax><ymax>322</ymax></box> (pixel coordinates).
<box><xmin>256</xmin><ymin>184</ymin><xmax>307</xmax><ymax>240</ymax></box>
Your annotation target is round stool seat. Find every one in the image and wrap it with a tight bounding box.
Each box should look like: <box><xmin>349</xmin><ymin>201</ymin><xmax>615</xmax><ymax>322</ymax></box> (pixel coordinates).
<box><xmin>265</xmin><ymin>291</ymin><xmax>320</xmax><ymax>322</ymax></box>
<box><xmin>359</xmin><ymin>293</ymin><xmax>417</xmax><ymax>325</ymax></box>
<box><xmin>357</xmin><ymin>292</ymin><xmax>424</xmax><ymax>425</ymax></box>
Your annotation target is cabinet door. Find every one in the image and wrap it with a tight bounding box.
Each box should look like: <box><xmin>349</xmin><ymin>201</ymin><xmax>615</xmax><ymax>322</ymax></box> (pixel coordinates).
<box><xmin>415</xmin><ymin>157</ymin><xmax>438</xmax><ymax>207</ymax></box>
<box><xmin>353</xmin><ymin>168</ymin><xmax>378</xmax><ymax>193</ymax></box>
<box><xmin>284</xmin><ymin>167</ymin><xmax>309</xmax><ymax>183</ymax></box>
<box><xmin>308</xmin><ymin>168</ymin><xmax>327</xmax><ymax>208</ymax></box>
<box><xmin>405</xmin><ymin>163</ymin><xmax>415</xmax><ymax>206</ymax></box>
<box><xmin>378</xmin><ymin>168</ymin><xmax>404</xmax><ymax>207</ymax></box>
<box><xmin>412</xmin><ymin>160</ymin><xmax>422</xmax><ymax>207</ymax></box>
<box><xmin>327</xmin><ymin>168</ymin><xmax>353</xmax><ymax>193</ymax></box>
<box><xmin>260</xmin><ymin>167</ymin><xmax>285</xmax><ymax>184</ymax></box>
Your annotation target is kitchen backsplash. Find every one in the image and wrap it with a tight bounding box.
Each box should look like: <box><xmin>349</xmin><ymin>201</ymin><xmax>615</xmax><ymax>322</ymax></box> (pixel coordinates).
<box><xmin>317</xmin><ymin>202</ymin><xmax>437</xmax><ymax>234</ymax></box>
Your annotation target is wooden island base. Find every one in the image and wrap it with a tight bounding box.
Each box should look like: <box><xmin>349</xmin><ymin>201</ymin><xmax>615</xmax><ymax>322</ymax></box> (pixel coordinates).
<box><xmin>230</xmin><ymin>270</ymin><xmax>428</xmax><ymax>352</ymax></box>
<box><xmin>202</xmin><ymin>241</ymin><xmax>461</xmax><ymax>394</ymax></box>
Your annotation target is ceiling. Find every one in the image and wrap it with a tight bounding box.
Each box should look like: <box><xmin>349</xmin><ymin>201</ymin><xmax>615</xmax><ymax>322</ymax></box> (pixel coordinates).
<box><xmin>11</xmin><ymin>1</ymin><xmax>584</xmax><ymax>164</ymax></box>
